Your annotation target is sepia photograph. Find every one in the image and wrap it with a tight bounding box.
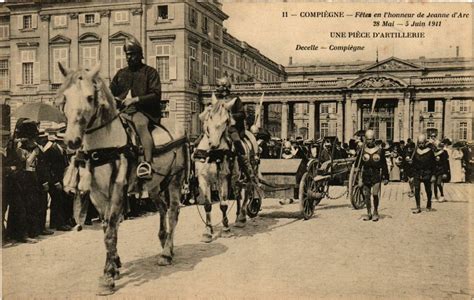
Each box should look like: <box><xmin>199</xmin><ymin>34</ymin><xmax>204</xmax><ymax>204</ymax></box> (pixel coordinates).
<box><xmin>0</xmin><ymin>0</ymin><xmax>473</xmax><ymax>298</ymax></box>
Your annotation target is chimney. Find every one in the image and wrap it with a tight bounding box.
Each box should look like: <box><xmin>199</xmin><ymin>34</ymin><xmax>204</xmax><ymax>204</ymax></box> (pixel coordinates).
<box><xmin>456</xmin><ymin>46</ymin><xmax>460</xmax><ymax>57</ymax></box>
<box><xmin>289</xmin><ymin>56</ymin><xmax>293</xmax><ymax>65</ymax></box>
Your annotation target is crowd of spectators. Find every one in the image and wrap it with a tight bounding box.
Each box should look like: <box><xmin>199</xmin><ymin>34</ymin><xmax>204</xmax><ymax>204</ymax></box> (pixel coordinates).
<box><xmin>1</xmin><ymin>119</ymin><xmax>154</xmax><ymax>245</ymax></box>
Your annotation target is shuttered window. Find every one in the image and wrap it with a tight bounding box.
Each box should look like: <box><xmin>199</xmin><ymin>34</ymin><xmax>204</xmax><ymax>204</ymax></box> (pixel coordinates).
<box><xmin>52</xmin><ymin>47</ymin><xmax>69</xmax><ymax>83</ymax></box>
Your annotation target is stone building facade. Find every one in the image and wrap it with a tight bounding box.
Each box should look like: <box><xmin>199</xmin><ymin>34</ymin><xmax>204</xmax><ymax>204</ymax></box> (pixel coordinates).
<box><xmin>0</xmin><ymin>0</ymin><xmax>285</xmax><ymax>135</ymax></box>
<box><xmin>202</xmin><ymin>56</ymin><xmax>474</xmax><ymax>143</ymax></box>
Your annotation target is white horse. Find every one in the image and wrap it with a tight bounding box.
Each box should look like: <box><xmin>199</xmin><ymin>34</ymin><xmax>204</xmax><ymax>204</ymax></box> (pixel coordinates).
<box><xmin>195</xmin><ymin>94</ymin><xmax>257</xmax><ymax>242</ymax></box>
<box><xmin>57</xmin><ymin>62</ymin><xmax>188</xmax><ymax>294</ymax></box>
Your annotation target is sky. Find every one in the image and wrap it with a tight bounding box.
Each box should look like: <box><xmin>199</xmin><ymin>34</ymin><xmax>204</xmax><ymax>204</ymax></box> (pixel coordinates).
<box><xmin>222</xmin><ymin>2</ymin><xmax>473</xmax><ymax>66</ymax></box>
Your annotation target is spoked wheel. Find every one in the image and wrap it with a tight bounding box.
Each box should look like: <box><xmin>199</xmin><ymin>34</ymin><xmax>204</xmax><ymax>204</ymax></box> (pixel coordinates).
<box><xmin>351</xmin><ymin>185</ymin><xmax>366</xmax><ymax>209</ymax></box>
<box><xmin>246</xmin><ymin>187</ymin><xmax>261</xmax><ymax>218</ymax></box>
<box><xmin>299</xmin><ymin>172</ymin><xmax>320</xmax><ymax>220</ymax></box>
<box><xmin>348</xmin><ymin>164</ymin><xmax>366</xmax><ymax>209</ymax></box>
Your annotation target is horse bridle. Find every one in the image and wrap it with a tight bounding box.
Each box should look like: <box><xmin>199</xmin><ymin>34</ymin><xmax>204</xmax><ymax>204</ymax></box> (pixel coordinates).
<box><xmin>59</xmin><ymin>79</ymin><xmax>120</xmax><ymax>135</ymax></box>
<box><xmin>203</xmin><ymin>105</ymin><xmax>231</xmax><ymax>148</ymax></box>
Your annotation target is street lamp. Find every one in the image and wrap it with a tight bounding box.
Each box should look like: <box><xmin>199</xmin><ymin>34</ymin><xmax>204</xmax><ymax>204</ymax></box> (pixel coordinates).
<box><xmin>428</xmin><ymin>113</ymin><xmax>434</xmax><ymax>122</ymax></box>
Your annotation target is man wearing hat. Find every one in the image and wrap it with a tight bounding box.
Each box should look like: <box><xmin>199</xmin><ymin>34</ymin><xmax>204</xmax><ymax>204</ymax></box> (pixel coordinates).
<box><xmin>40</xmin><ymin>128</ymin><xmax>71</xmax><ymax>231</ymax></box>
<box><xmin>357</xmin><ymin>129</ymin><xmax>389</xmax><ymax>222</ymax></box>
<box><xmin>110</xmin><ymin>36</ymin><xmax>161</xmax><ymax>179</ymax></box>
<box><xmin>432</xmin><ymin>141</ymin><xmax>450</xmax><ymax>202</ymax></box>
<box><xmin>408</xmin><ymin>134</ymin><xmax>436</xmax><ymax>213</ymax></box>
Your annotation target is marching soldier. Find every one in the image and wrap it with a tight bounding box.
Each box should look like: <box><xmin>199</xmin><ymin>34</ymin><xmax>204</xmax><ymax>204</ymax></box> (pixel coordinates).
<box><xmin>432</xmin><ymin>141</ymin><xmax>450</xmax><ymax>203</ymax></box>
<box><xmin>408</xmin><ymin>134</ymin><xmax>436</xmax><ymax>214</ymax></box>
<box><xmin>215</xmin><ymin>76</ymin><xmax>256</xmax><ymax>183</ymax></box>
<box><xmin>110</xmin><ymin>36</ymin><xmax>161</xmax><ymax>179</ymax></box>
<box><xmin>358</xmin><ymin>129</ymin><xmax>389</xmax><ymax>222</ymax></box>
<box><xmin>402</xmin><ymin>139</ymin><xmax>416</xmax><ymax>198</ymax></box>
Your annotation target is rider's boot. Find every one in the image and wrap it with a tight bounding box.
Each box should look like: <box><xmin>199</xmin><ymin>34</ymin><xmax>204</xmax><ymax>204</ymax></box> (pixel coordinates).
<box><xmin>238</xmin><ymin>154</ymin><xmax>256</xmax><ymax>183</ymax></box>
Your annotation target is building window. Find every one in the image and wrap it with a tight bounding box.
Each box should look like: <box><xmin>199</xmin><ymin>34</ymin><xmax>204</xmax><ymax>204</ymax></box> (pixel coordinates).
<box><xmin>114</xmin><ymin>11</ymin><xmax>129</xmax><ymax>23</ymax></box>
<box><xmin>189</xmin><ymin>46</ymin><xmax>197</xmax><ymax>80</ymax></box>
<box><xmin>156</xmin><ymin>55</ymin><xmax>170</xmax><ymax>81</ymax></box>
<box><xmin>85</xmin><ymin>14</ymin><xmax>95</xmax><ymax>25</ymax></box>
<box><xmin>22</xmin><ymin>63</ymin><xmax>33</xmax><ymax>85</ymax></box>
<box><xmin>158</xmin><ymin>5</ymin><xmax>168</xmax><ymax>20</ymax></box>
<box><xmin>53</xmin><ymin>15</ymin><xmax>67</xmax><ymax>27</ymax></box>
<box><xmin>320</xmin><ymin>103</ymin><xmax>329</xmax><ymax>114</ymax></box>
<box><xmin>427</xmin><ymin>121</ymin><xmax>435</xmax><ymax>129</ymax></box>
<box><xmin>229</xmin><ymin>53</ymin><xmax>234</xmax><ymax>68</ymax></box>
<box><xmin>112</xmin><ymin>45</ymin><xmax>126</xmax><ymax>76</ymax></box>
<box><xmin>459</xmin><ymin>99</ymin><xmax>470</xmax><ymax>112</ymax></box>
<box><xmin>0</xmin><ymin>24</ymin><xmax>8</xmax><ymax>39</ymax></box>
<box><xmin>321</xmin><ymin>123</ymin><xmax>329</xmax><ymax>137</ymax></box>
<box><xmin>0</xmin><ymin>59</ymin><xmax>9</xmax><ymax>90</ymax></box>
<box><xmin>223</xmin><ymin>50</ymin><xmax>228</xmax><ymax>65</ymax></box>
<box><xmin>214</xmin><ymin>55</ymin><xmax>220</xmax><ymax>81</ymax></box>
<box><xmin>189</xmin><ymin>7</ymin><xmax>197</xmax><ymax>27</ymax></box>
<box><xmin>459</xmin><ymin>122</ymin><xmax>468</xmax><ymax>140</ymax></box>
<box><xmin>214</xmin><ymin>23</ymin><xmax>220</xmax><ymax>40</ymax></box>
<box><xmin>427</xmin><ymin>99</ymin><xmax>436</xmax><ymax>113</ymax></box>
<box><xmin>82</xmin><ymin>46</ymin><xmax>99</xmax><ymax>69</ymax></box>
<box><xmin>202</xmin><ymin>52</ymin><xmax>209</xmax><ymax>78</ymax></box>
<box><xmin>202</xmin><ymin>16</ymin><xmax>208</xmax><ymax>33</ymax></box>
<box><xmin>23</xmin><ymin>15</ymin><xmax>32</xmax><ymax>29</ymax></box>
<box><xmin>21</xmin><ymin>50</ymin><xmax>36</xmax><ymax>85</ymax></box>
<box><xmin>52</xmin><ymin>47</ymin><xmax>69</xmax><ymax>84</ymax></box>
<box><xmin>161</xmin><ymin>101</ymin><xmax>169</xmax><ymax>118</ymax></box>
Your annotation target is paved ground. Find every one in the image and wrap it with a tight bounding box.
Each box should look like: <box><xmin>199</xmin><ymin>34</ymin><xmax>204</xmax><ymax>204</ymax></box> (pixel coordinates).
<box><xmin>2</xmin><ymin>182</ymin><xmax>473</xmax><ymax>299</ymax></box>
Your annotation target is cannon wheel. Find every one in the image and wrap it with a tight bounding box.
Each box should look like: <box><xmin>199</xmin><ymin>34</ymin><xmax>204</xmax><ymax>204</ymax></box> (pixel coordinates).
<box><xmin>348</xmin><ymin>164</ymin><xmax>366</xmax><ymax>209</ymax></box>
<box><xmin>298</xmin><ymin>166</ymin><xmax>326</xmax><ymax>220</ymax></box>
<box><xmin>246</xmin><ymin>186</ymin><xmax>261</xmax><ymax>218</ymax></box>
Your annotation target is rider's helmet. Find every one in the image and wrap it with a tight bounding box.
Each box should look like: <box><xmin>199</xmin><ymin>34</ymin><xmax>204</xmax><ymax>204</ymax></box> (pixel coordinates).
<box><xmin>123</xmin><ymin>37</ymin><xmax>143</xmax><ymax>59</ymax></box>
<box><xmin>365</xmin><ymin>129</ymin><xmax>376</xmax><ymax>147</ymax></box>
<box><xmin>216</xmin><ymin>77</ymin><xmax>232</xmax><ymax>98</ymax></box>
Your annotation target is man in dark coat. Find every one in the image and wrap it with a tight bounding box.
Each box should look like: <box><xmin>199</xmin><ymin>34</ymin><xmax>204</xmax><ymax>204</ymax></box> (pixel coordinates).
<box><xmin>358</xmin><ymin>129</ymin><xmax>389</xmax><ymax>222</ymax></box>
<box><xmin>408</xmin><ymin>134</ymin><xmax>436</xmax><ymax>214</ymax></box>
<box><xmin>41</xmin><ymin>132</ymin><xmax>71</xmax><ymax>231</ymax></box>
<box><xmin>432</xmin><ymin>141</ymin><xmax>450</xmax><ymax>203</ymax></box>
<box><xmin>110</xmin><ymin>36</ymin><xmax>161</xmax><ymax>179</ymax></box>
<box><xmin>402</xmin><ymin>139</ymin><xmax>416</xmax><ymax>197</ymax></box>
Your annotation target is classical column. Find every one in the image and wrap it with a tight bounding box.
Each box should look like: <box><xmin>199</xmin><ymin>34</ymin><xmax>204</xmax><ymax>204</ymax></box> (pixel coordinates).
<box><xmin>288</xmin><ymin>102</ymin><xmax>294</xmax><ymax>138</ymax></box>
<box><xmin>444</xmin><ymin>97</ymin><xmax>452</xmax><ymax>139</ymax></box>
<box><xmin>393</xmin><ymin>99</ymin><xmax>401</xmax><ymax>141</ymax></box>
<box><xmin>412</xmin><ymin>100</ymin><xmax>421</xmax><ymax>139</ymax></box>
<box><xmin>281</xmin><ymin>101</ymin><xmax>288</xmax><ymax>140</ymax></box>
<box><xmin>353</xmin><ymin>100</ymin><xmax>359</xmax><ymax>131</ymax></box>
<box><xmin>308</xmin><ymin>101</ymin><xmax>316</xmax><ymax>140</ymax></box>
<box><xmin>403</xmin><ymin>93</ymin><xmax>410</xmax><ymax>140</ymax></box>
<box><xmin>344</xmin><ymin>96</ymin><xmax>353</xmax><ymax>142</ymax></box>
<box><xmin>336</xmin><ymin>100</ymin><xmax>343</xmax><ymax>141</ymax></box>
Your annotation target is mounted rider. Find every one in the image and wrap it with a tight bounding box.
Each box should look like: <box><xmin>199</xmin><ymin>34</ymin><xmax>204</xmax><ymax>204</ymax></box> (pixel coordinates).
<box><xmin>110</xmin><ymin>36</ymin><xmax>161</xmax><ymax>179</ymax></box>
<box><xmin>215</xmin><ymin>76</ymin><xmax>256</xmax><ymax>183</ymax></box>
<box><xmin>358</xmin><ymin>129</ymin><xmax>389</xmax><ymax>222</ymax></box>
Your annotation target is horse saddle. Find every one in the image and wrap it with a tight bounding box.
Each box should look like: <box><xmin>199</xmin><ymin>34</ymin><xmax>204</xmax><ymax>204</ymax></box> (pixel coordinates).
<box><xmin>121</xmin><ymin>117</ymin><xmax>185</xmax><ymax>156</ymax></box>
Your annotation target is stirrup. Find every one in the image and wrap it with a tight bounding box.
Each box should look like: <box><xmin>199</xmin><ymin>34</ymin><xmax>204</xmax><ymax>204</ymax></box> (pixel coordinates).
<box><xmin>137</xmin><ymin>162</ymin><xmax>152</xmax><ymax>179</ymax></box>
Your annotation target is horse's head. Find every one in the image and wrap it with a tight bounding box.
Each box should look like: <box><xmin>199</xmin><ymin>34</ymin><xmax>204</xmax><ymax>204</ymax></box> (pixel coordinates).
<box><xmin>56</xmin><ymin>62</ymin><xmax>109</xmax><ymax>150</ymax></box>
<box><xmin>199</xmin><ymin>93</ymin><xmax>236</xmax><ymax>149</ymax></box>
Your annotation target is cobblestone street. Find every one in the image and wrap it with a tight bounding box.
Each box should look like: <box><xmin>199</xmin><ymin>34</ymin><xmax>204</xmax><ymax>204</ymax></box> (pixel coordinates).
<box><xmin>2</xmin><ymin>182</ymin><xmax>473</xmax><ymax>299</ymax></box>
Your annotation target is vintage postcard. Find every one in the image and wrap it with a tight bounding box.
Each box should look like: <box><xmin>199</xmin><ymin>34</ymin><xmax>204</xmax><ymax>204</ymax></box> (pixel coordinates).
<box><xmin>1</xmin><ymin>1</ymin><xmax>472</xmax><ymax>299</ymax></box>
